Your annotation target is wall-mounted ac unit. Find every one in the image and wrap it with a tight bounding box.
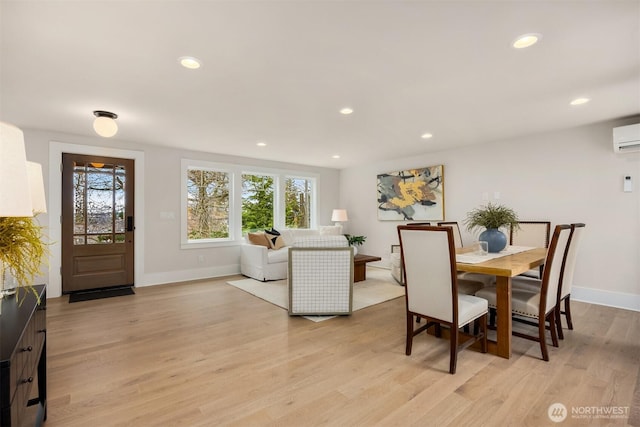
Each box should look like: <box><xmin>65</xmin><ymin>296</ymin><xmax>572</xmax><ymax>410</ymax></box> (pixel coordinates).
<box><xmin>613</xmin><ymin>123</ymin><xmax>640</xmax><ymax>153</ymax></box>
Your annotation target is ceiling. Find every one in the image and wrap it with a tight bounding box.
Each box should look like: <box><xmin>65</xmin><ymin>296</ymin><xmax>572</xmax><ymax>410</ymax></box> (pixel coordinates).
<box><xmin>1</xmin><ymin>1</ymin><xmax>639</xmax><ymax>169</ymax></box>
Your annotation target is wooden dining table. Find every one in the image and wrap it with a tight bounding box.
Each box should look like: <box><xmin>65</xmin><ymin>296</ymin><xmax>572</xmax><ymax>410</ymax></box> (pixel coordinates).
<box><xmin>456</xmin><ymin>246</ymin><xmax>548</xmax><ymax>359</ymax></box>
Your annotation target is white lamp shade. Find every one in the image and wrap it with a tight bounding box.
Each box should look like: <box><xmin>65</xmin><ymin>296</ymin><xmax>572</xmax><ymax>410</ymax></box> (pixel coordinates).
<box><xmin>93</xmin><ymin>116</ymin><xmax>118</xmax><ymax>137</ymax></box>
<box><xmin>27</xmin><ymin>161</ymin><xmax>47</xmax><ymax>214</ymax></box>
<box><xmin>331</xmin><ymin>209</ymin><xmax>348</xmax><ymax>222</ymax></box>
<box><xmin>0</xmin><ymin>122</ymin><xmax>33</xmax><ymax>216</ymax></box>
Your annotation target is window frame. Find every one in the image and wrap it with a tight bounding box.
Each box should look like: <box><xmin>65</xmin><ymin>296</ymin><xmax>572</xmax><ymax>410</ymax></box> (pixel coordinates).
<box><xmin>181</xmin><ymin>159</ymin><xmax>318</xmax><ymax>249</ymax></box>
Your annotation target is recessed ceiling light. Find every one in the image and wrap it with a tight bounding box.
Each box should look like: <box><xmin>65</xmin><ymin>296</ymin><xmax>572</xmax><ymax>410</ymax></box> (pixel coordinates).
<box><xmin>339</xmin><ymin>107</ymin><xmax>353</xmax><ymax>115</ymax></box>
<box><xmin>332</xmin><ymin>155</ymin><xmax>341</xmax><ymax>159</ymax></box>
<box><xmin>570</xmin><ymin>97</ymin><xmax>590</xmax><ymax>106</ymax></box>
<box><xmin>178</xmin><ymin>56</ymin><xmax>201</xmax><ymax>69</ymax></box>
<box><xmin>256</xmin><ymin>141</ymin><xmax>267</xmax><ymax>147</ymax></box>
<box><xmin>421</xmin><ymin>133</ymin><xmax>433</xmax><ymax>139</ymax></box>
<box><xmin>512</xmin><ymin>33</ymin><xmax>542</xmax><ymax>49</ymax></box>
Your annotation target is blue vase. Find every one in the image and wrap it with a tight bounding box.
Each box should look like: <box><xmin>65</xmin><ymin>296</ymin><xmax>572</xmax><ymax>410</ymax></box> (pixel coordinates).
<box><xmin>479</xmin><ymin>228</ymin><xmax>507</xmax><ymax>253</ymax></box>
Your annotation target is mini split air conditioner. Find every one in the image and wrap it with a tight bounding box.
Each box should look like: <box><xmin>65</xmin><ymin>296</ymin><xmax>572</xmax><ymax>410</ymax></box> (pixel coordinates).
<box><xmin>613</xmin><ymin>123</ymin><xmax>640</xmax><ymax>153</ymax></box>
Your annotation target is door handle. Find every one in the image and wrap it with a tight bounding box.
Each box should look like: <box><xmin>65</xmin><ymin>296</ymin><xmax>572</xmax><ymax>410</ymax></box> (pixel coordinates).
<box><xmin>127</xmin><ymin>216</ymin><xmax>134</xmax><ymax>232</ymax></box>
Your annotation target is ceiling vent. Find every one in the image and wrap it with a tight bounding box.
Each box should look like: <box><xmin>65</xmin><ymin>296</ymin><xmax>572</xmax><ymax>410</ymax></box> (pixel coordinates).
<box><xmin>613</xmin><ymin>123</ymin><xmax>640</xmax><ymax>153</ymax></box>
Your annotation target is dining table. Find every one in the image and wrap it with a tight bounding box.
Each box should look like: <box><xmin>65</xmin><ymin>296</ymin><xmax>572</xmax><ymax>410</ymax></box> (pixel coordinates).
<box><xmin>456</xmin><ymin>246</ymin><xmax>548</xmax><ymax>359</ymax></box>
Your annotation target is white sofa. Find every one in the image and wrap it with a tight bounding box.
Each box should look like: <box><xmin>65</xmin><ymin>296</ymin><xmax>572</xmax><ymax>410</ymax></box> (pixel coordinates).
<box><xmin>240</xmin><ymin>226</ymin><xmax>343</xmax><ymax>281</ymax></box>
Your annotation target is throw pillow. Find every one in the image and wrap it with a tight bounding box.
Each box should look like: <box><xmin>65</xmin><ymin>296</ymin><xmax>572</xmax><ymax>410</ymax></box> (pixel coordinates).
<box><xmin>265</xmin><ymin>229</ymin><xmax>285</xmax><ymax>250</ymax></box>
<box><xmin>247</xmin><ymin>232</ymin><xmax>270</xmax><ymax>248</ymax></box>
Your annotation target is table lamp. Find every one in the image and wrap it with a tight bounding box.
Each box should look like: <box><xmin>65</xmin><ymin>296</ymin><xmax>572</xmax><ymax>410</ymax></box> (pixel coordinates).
<box><xmin>331</xmin><ymin>209</ymin><xmax>348</xmax><ymax>226</ymax></box>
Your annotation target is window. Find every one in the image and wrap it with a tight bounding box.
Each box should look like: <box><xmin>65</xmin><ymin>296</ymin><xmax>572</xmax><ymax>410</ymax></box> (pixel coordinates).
<box><xmin>182</xmin><ymin>159</ymin><xmax>317</xmax><ymax>248</ymax></box>
<box><xmin>185</xmin><ymin>166</ymin><xmax>230</xmax><ymax>242</ymax></box>
<box><xmin>285</xmin><ymin>177</ymin><xmax>313</xmax><ymax>229</ymax></box>
<box><xmin>242</xmin><ymin>173</ymin><xmax>275</xmax><ymax>233</ymax></box>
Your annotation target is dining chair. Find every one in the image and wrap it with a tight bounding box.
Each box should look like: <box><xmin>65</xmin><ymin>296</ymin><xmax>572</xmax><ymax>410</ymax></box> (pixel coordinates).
<box><xmin>510</xmin><ymin>223</ymin><xmax>585</xmax><ymax>340</ymax></box>
<box><xmin>475</xmin><ymin>224</ymin><xmax>572</xmax><ymax>361</ymax></box>
<box><xmin>437</xmin><ymin>221</ymin><xmax>495</xmax><ymax>291</ymax></box>
<box><xmin>390</xmin><ymin>223</ymin><xmax>432</xmax><ymax>284</ymax></box>
<box><xmin>398</xmin><ymin>225</ymin><xmax>488</xmax><ymax>374</ymax></box>
<box><xmin>510</xmin><ymin>221</ymin><xmax>551</xmax><ymax>279</ymax></box>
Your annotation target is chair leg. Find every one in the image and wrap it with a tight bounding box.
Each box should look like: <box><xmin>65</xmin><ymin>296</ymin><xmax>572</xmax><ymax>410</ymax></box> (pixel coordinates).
<box><xmin>539</xmin><ymin>313</ymin><xmax>549</xmax><ymax>361</ymax></box>
<box><xmin>565</xmin><ymin>295</ymin><xmax>574</xmax><ymax>330</ymax></box>
<box><xmin>480</xmin><ymin>314</ymin><xmax>488</xmax><ymax>353</ymax></box>
<box><xmin>556</xmin><ymin>303</ymin><xmax>564</xmax><ymax>340</ymax></box>
<box><xmin>549</xmin><ymin>311</ymin><xmax>559</xmax><ymax>348</ymax></box>
<box><xmin>449</xmin><ymin>326</ymin><xmax>458</xmax><ymax>374</ymax></box>
<box><xmin>406</xmin><ymin>313</ymin><xmax>414</xmax><ymax>355</ymax></box>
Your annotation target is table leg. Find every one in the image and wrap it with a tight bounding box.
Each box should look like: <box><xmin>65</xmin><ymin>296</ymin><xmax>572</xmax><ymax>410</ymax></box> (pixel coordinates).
<box><xmin>495</xmin><ymin>276</ymin><xmax>512</xmax><ymax>359</ymax></box>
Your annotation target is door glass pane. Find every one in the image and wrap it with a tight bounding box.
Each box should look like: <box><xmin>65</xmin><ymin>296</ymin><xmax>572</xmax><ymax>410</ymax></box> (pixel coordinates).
<box><xmin>115</xmin><ymin>165</ymin><xmax>126</xmax><ymax>233</ymax></box>
<box><xmin>73</xmin><ymin>161</ymin><xmax>128</xmax><ymax>245</ymax></box>
<box><xmin>73</xmin><ymin>164</ymin><xmax>86</xmax><ymax>236</ymax></box>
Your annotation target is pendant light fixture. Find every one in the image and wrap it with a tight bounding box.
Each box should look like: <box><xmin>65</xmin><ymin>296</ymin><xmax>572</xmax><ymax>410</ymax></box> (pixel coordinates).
<box><xmin>93</xmin><ymin>110</ymin><xmax>118</xmax><ymax>138</ymax></box>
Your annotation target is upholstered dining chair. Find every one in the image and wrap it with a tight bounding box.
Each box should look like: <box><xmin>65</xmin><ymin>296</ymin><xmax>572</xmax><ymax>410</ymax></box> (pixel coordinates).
<box><xmin>475</xmin><ymin>224</ymin><xmax>572</xmax><ymax>361</ymax></box>
<box><xmin>437</xmin><ymin>221</ymin><xmax>494</xmax><ymax>292</ymax></box>
<box><xmin>511</xmin><ymin>223</ymin><xmax>586</xmax><ymax>340</ymax></box>
<box><xmin>510</xmin><ymin>221</ymin><xmax>551</xmax><ymax>279</ymax></box>
<box><xmin>390</xmin><ymin>222</ymin><xmax>431</xmax><ymax>285</ymax></box>
<box><xmin>398</xmin><ymin>225</ymin><xmax>488</xmax><ymax>374</ymax></box>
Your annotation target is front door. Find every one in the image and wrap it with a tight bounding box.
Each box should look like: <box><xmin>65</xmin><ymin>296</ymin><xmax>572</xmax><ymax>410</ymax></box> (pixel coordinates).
<box><xmin>61</xmin><ymin>154</ymin><xmax>135</xmax><ymax>293</ymax></box>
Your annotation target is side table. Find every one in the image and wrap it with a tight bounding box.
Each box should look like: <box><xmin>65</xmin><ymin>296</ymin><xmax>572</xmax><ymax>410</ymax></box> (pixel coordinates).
<box><xmin>353</xmin><ymin>254</ymin><xmax>382</xmax><ymax>282</ymax></box>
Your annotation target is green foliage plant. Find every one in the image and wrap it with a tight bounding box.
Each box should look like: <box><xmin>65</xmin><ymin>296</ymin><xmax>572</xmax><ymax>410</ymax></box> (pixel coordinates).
<box><xmin>344</xmin><ymin>234</ymin><xmax>366</xmax><ymax>246</ymax></box>
<box><xmin>0</xmin><ymin>216</ymin><xmax>47</xmax><ymax>302</ymax></box>
<box><xmin>464</xmin><ymin>202</ymin><xmax>520</xmax><ymax>233</ymax></box>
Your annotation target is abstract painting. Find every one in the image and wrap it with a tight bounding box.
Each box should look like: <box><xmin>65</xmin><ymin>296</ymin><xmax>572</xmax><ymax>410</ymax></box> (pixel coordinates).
<box><xmin>377</xmin><ymin>165</ymin><xmax>444</xmax><ymax>221</ymax></box>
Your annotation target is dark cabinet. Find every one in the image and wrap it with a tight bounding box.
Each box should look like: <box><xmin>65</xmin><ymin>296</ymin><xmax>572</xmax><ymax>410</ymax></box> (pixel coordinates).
<box><xmin>0</xmin><ymin>285</ymin><xmax>46</xmax><ymax>426</ymax></box>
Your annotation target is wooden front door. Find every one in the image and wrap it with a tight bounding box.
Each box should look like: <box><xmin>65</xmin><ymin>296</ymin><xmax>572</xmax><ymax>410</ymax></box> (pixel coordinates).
<box><xmin>61</xmin><ymin>154</ymin><xmax>135</xmax><ymax>293</ymax></box>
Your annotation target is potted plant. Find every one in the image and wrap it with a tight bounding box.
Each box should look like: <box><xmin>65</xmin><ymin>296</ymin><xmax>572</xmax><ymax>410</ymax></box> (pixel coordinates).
<box><xmin>0</xmin><ymin>216</ymin><xmax>47</xmax><ymax>303</ymax></box>
<box><xmin>344</xmin><ymin>234</ymin><xmax>366</xmax><ymax>255</ymax></box>
<box><xmin>464</xmin><ymin>202</ymin><xmax>519</xmax><ymax>253</ymax></box>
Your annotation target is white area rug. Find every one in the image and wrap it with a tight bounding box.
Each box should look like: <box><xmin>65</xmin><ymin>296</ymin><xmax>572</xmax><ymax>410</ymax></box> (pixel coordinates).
<box><xmin>226</xmin><ymin>267</ymin><xmax>405</xmax><ymax>322</ymax></box>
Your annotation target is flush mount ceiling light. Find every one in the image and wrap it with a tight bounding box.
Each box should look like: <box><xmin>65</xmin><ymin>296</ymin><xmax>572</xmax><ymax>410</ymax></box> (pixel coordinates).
<box><xmin>256</xmin><ymin>141</ymin><xmax>267</xmax><ymax>147</ymax></box>
<box><xmin>512</xmin><ymin>33</ymin><xmax>542</xmax><ymax>49</ymax></box>
<box><xmin>421</xmin><ymin>133</ymin><xmax>433</xmax><ymax>139</ymax></box>
<box><xmin>570</xmin><ymin>97</ymin><xmax>590</xmax><ymax>106</ymax></box>
<box><xmin>93</xmin><ymin>110</ymin><xmax>118</xmax><ymax>138</ymax></box>
<box><xmin>339</xmin><ymin>107</ymin><xmax>353</xmax><ymax>115</ymax></box>
<box><xmin>332</xmin><ymin>154</ymin><xmax>341</xmax><ymax>159</ymax></box>
<box><xmin>179</xmin><ymin>56</ymin><xmax>201</xmax><ymax>69</ymax></box>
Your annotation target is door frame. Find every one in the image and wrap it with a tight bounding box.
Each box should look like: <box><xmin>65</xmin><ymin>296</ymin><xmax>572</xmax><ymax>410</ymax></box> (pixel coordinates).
<box><xmin>48</xmin><ymin>141</ymin><xmax>145</xmax><ymax>298</ymax></box>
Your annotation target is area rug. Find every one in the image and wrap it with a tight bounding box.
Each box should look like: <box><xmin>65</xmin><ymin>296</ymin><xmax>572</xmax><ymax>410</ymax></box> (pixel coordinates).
<box><xmin>68</xmin><ymin>286</ymin><xmax>135</xmax><ymax>303</ymax></box>
<box><xmin>226</xmin><ymin>267</ymin><xmax>404</xmax><ymax>322</ymax></box>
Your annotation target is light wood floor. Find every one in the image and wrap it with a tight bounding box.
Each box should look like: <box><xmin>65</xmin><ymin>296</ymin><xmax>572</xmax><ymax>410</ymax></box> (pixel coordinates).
<box><xmin>43</xmin><ymin>273</ymin><xmax>639</xmax><ymax>427</ymax></box>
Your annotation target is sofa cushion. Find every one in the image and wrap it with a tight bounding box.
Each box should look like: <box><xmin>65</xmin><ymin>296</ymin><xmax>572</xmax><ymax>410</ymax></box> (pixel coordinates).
<box><xmin>247</xmin><ymin>232</ymin><xmax>270</xmax><ymax>247</ymax></box>
<box><xmin>267</xmin><ymin>247</ymin><xmax>289</xmax><ymax>263</ymax></box>
<box><xmin>280</xmin><ymin>228</ymin><xmax>321</xmax><ymax>246</ymax></box>
<box><xmin>319</xmin><ymin>225</ymin><xmax>343</xmax><ymax>236</ymax></box>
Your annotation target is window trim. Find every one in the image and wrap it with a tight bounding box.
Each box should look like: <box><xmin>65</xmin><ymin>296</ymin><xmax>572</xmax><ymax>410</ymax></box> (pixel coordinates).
<box><xmin>181</xmin><ymin>159</ymin><xmax>318</xmax><ymax>249</ymax></box>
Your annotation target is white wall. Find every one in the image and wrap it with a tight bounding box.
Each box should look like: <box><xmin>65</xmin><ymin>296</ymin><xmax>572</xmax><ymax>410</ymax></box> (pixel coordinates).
<box><xmin>23</xmin><ymin>129</ymin><xmax>341</xmax><ymax>297</ymax></box>
<box><xmin>339</xmin><ymin>118</ymin><xmax>640</xmax><ymax>311</ymax></box>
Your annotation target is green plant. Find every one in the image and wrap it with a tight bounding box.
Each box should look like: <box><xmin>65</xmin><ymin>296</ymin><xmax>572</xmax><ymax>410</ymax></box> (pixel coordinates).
<box><xmin>344</xmin><ymin>234</ymin><xmax>366</xmax><ymax>246</ymax></box>
<box><xmin>464</xmin><ymin>202</ymin><xmax>520</xmax><ymax>233</ymax></box>
<box><xmin>0</xmin><ymin>216</ymin><xmax>48</xmax><ymax>302</ymax></box>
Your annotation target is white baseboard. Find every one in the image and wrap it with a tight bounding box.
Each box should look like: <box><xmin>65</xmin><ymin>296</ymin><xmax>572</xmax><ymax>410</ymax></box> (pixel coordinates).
<box><xmin>139</xmin><ymin>264</ymin><xmax>240</xmax><ymax>287</ymax></box>
<box><xmin>571</xmin><ymin>286</ymin><xmax>640</xmax><ymax>312</ymax></box>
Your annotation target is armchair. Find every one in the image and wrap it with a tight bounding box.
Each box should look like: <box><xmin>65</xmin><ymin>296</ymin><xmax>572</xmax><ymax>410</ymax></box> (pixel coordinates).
<box><xmin>288</xmin><ymin>235</ymin><xmax>353</xmax><ymax>316</ymax></box>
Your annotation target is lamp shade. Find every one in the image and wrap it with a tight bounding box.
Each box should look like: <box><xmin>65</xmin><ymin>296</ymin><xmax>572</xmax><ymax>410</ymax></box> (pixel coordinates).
<box><xmin>331</xmin><ymin>209</ymin><xmax>348</xmax><ymax>222</ymax></box>
<box><xmin>27</xmin><ymin>161</ymin><xmax>47</xmax><ymax>214</ymax></box>
<box><xmin>0</xmin><ymin>122</ymin><xmax>33</xmax><ymax>216</ymax></box>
